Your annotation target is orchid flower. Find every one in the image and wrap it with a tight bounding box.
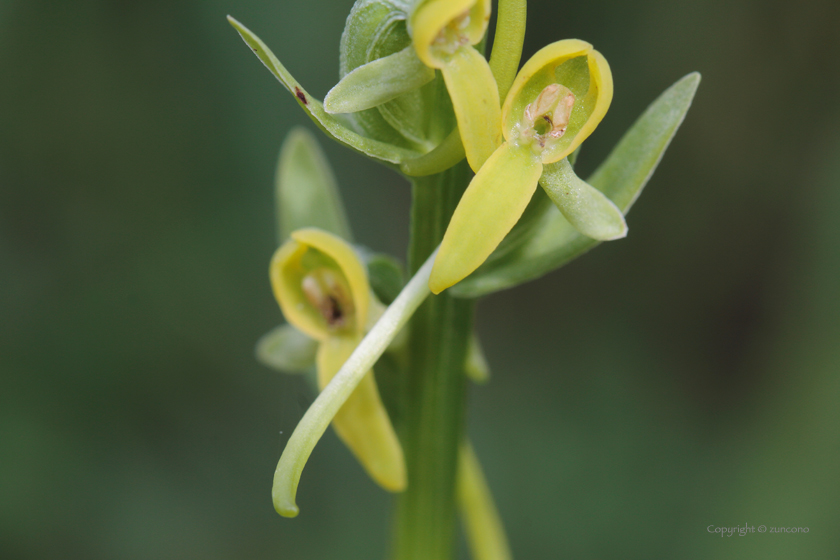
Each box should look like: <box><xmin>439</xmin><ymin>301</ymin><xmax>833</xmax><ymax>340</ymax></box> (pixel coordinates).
<box><xmin>270</xmin><ymin>228</ymin><xmax>406</xmax><ymax>496</ymax></box>
<box><xmin>430</xmin><ymin>39</ymin><xmax>628</xmax><ymax>294</ymax></box>
<box><xmin>409</xmin><ymin>0</ymin><xmax>501</xmax><ymax>171</ymax></box>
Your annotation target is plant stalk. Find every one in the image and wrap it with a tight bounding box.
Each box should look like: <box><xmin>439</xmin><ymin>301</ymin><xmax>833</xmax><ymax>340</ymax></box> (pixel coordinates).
<box><xmin>392</xmin><ymin>160</ymin><xmax>475</xmax><ymax>560</ymax></box>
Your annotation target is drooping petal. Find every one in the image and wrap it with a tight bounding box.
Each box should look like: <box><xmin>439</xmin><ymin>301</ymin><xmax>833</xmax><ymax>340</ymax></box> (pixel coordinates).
<box><xmin>441</xmin><ymin>46</ymin><xmax>502</xmax><ymax>171</ymax></box>
<box><xmin>317</xmin><ymin>335</ymin><xmax>406</xmax><ymax>492</ymax></box>
<box><xmin>430</xmin><ymin>143</ymin><xmax>542</xmax><ymax>293</ymax></box>
<box><xmin>324</xmin><ymin>46</ymin><xmax>435</xmax><ymax>114</ymax></box>
<box><xmin>540</xmin><ymin>158</ymin><xmax>627</xmax><ymax>241</ymax></box>
<box><xmin>400</xmin><ymin>0</ymin><xmax>524</xmax><ymax>178</ymax></box>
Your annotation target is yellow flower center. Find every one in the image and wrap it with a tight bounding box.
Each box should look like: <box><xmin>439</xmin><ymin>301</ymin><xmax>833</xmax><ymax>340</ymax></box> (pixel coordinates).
<box><xmin>430</xmin><ymin>10</ymin><xmax>472</xmax><ymax>59</ymax></box>
<box><xmin>513</xmin><ymin>83</ymin><xmax>576</xmax><ymax>155</ymax></box>
<box><xmin>301</xmin><ymin>267</ymin><xmax>355</xmax><ymax>331</ymax></box>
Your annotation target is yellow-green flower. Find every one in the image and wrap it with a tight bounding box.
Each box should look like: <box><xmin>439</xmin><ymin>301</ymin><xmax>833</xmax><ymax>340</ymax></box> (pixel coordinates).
<box><xmin>430</xmin><ymin>39</ymin><xmax>623</xmax><ymax>294</ymax></box>
<box><xmin>410</xmin><ymin>0</ymin><xmax>501</xmax><ymax>171</ymax></box>
<box><xmin>270</xmin><ymin>228</ymin><xmax>406</xmax><ymax>492</ymax></box>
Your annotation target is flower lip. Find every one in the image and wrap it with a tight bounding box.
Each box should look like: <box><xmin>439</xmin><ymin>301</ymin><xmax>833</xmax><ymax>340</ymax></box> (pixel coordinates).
<box><xmin>270</xmin><ymin>228</ymin><xmax>370</xmax><ymax>341</ymax></box>
<box><xmin>411</xmin><ymin>0</ymin><xmax>491</xmax><ymax>68</ymax></box>
<box><xmin>501</xmin><ymin>39</ymin><xmax>613</xmax><ymax>164</ymax></box>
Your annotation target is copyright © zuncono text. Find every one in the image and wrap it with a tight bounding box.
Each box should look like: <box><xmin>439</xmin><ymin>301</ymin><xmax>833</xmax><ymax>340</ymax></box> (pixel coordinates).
<box><xmin>707</xmin><ymin>524</ymin><xmax>809</xmax><ymax>536</ymax></box>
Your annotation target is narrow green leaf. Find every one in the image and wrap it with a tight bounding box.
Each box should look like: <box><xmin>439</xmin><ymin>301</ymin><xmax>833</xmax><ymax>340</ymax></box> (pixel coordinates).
<box><xmin>589</xmin><ymin>73</ymin><xmax>701</xmax><ymax>209</ymax></box>
<box><xmin>256</xmin><ymin>324</ymin><xmax>318</xmax><ymax>373</ymax></box>
<box><xmin>277</xmin><ymin>128</ymin><xmax>353</xmax><ymax>243</ymax></box>
<box><xmin>325</xmin><ymin>46</ymin><xmax>435</xmax><ymax>114</ymax></box>
<box><xmin>540</xmin><ymin>158</ymin><xmax>627</xmax><ymax>241</ymax></box>
<box><xmin>227</xmin><ymin>16</ymin><xmax>421</xmax><ymax>165</ymax></box>
<box><xmin>450</xmin><ymin>72</ymin><xmax>701</xmax><ymax>297</ymax></box>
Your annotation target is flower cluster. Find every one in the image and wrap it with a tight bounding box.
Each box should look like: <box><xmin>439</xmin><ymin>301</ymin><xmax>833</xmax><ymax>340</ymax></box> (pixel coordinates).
<box><xmin>230</xmin><ymin>0</ymin><xmax>699</xmax><ymax>528</ymax></box>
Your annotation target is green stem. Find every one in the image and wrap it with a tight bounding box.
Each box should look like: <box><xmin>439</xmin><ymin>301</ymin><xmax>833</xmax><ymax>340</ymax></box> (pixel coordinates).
<box><xmin>392</xmin><ymin>161</ymin><xmax>475</xmax><ymax>560</ymax></box>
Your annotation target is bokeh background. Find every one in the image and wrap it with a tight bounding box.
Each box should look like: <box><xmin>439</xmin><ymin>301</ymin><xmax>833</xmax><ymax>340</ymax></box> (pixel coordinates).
<box><xmin>2</xmin><ymin>0</ymin><xmax>839</xmax><ymax>558</ymax></box>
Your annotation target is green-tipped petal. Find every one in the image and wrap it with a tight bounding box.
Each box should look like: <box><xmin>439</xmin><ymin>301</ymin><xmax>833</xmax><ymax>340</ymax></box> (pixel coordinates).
<box><xmin>441</xmin><ymin>46</ymin><xmax>502</xmax><ymax>171</ymax></box>
<box><xmin>430</xmin><ymin>143</ymin><xmax>542</xmax><ymax>293</ymax></box>
<box><xmin>325</xmin><ymin>46</ymin><xmax>435</xmax><ymax>114</ymax></box>
<box><xmin>540</xmin><ymin>158</ymin><xmax>627</xmax><ymax>241</ymax></box>
<box><xmin>256</xmin><ymin>324</ymin><xmax>318</xmax><ymax>373</ymax></box>
<box><xmin>227</xmin><ymin>16</ymin><xmax>420</xmax><ymax>165</ymax></box>
<box><xmin>457</xmin><ymin>442</ymin><xmax>512</xmax><ymax>560</ymax></box>
<box><xmin>317</xmin><ymin>336</ymin><xmax>406</xmax><ymax>493</ymax></box>
<box><xmin>276</xmin><ymin>128</ymin><xmax>352</xmax><ymax>243</ymax></box>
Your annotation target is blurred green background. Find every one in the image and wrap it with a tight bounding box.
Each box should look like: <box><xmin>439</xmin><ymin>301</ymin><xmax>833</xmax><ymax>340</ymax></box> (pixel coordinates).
<box><xmin>2</xmin><ymin>0</ymin><xmax>839</xmax><ymax>558</ymax></box>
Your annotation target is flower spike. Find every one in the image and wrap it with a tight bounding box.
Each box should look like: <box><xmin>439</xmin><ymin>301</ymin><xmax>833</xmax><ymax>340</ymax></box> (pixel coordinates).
<box><xmin>431</xmin><ymin>40</ymin><xmax>625</xmax><ymax>293</ymax></box>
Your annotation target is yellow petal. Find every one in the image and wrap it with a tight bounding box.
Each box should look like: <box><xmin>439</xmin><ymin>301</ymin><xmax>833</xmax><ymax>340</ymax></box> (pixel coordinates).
<box><xmin>411</xmin><ymin>0</ymin><xmax>491</xmax><ymax>68</ymax></box>
<box><xmin>442</xmin><ymin>46</ymin><xmax>502</xmax><ymax>172</ymax></box>
<box><xmin>430</xmin><ymin>143</ymin><xmax>542</xmax><ymax>293</ymax></box>
<box><xmin>576</xmin><ymin>49</ymin><xmax>613</xmax><ymax>154</ymax></box>
<box><xmin>317</xmin><ymin>336</ymin><xmax>406</xmax><ymax>492</ymax></box>
<box><xmin>502</xmin><ymin>40</ymin><xmax>613</xmax><ymax>164</ymax></box>
<box><xmin>270</xmin><ymin>228</ymin><xmax>370</xmax><ymax>340</ymax></box>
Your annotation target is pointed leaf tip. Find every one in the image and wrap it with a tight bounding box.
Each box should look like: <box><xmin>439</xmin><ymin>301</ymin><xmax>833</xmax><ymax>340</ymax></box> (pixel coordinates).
<box><xmin>227</xmin><ymin>16</ymin><xmax>421</xmax><ymax>166</ymax></box>
<box><xmin>276</xmin><ymin>128</ymin><xmax>352</xmax><ymax>243</ymax></box>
